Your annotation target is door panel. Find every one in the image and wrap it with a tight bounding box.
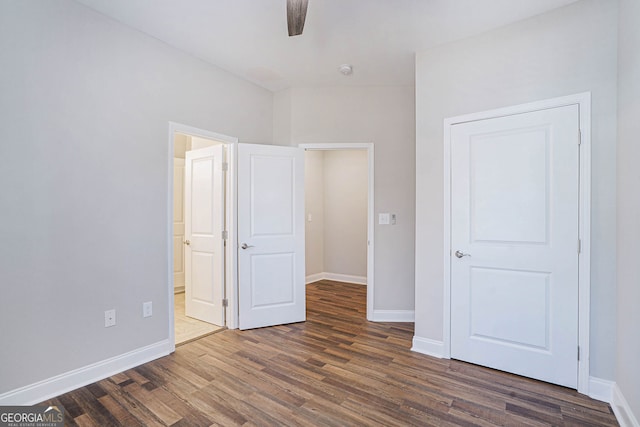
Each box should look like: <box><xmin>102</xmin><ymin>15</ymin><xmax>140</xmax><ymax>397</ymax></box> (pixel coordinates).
<box><xmin>470</xmin><ymin>268</ymin><xmax>549</xmax><ymax>349</ymax></box>
<box><xmin>250</xmin><ymin>156</ymin><xmax>295</xmax><ymax>236</ymax></box>
<box><xmin>238</xmin><ymin>143</ymin><xmax>305</xmax><ymax>330</ymax></box>
<box><xmin>450</xmin><ymin>105</ymin><xmax>579</xmax><ymax>388</ymax></box>
<box><xmin>470</xmin><ymin>128</ymin><xmax>548</xmax><ymax>244</ymax></box>
<box><xmin>251</xmin><ymin>253</ymin><xmax>295</xmax><ymax>306</ymax></box>
<box><xmin>184</xmin><ymin>145</ymin><xmax>224</xmax><ymax>326</ymax></box>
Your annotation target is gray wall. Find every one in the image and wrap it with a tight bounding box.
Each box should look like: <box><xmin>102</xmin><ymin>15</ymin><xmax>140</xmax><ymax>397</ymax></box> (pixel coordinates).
<box><xmin>305</xmin><ymin>150</ymin><xmax>368</xmax><ymax>279</ymax></box>
<box><xmin>414</xmin><ymin>0</ymin><xmax>618</xmax><ymax>380</ymax></box>
<box><xmin>0</xmin><ymin>0</ymin><xmax>272</xmax><ymax>394</ymax></box>
<box><xmin>304</xmin><ymin>151</ymin><xmax>325</xmax><ymax>276</ymax></box>
<box><xmin>616</xmin><ymin>0</ymin><xmax>640</xmax><ymax>419</ymax></box>
<box><xmin>275</xmin><ymin>86</ymin><xmax>416</xmax><ymax>311</ymax></box>
<box><xmin>323</xmin><ymin>150</ymin><xmax>368</xmax><ymax>278</ymax></box>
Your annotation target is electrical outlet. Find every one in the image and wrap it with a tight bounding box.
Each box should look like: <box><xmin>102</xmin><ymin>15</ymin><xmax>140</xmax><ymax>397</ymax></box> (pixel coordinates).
<box><xmin>104</xmin><ymin>309</ymin><xmax>116</xmax><ymax>327</ymax></box>
<box><xmin>143</xmin><ymin>301</ymin><xmax>152</xmax><ymax>318</ymax></box>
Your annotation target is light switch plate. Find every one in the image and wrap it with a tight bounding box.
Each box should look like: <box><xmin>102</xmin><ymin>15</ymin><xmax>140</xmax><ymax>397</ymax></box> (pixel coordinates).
<box><xmin>379</xmin><ymin>213</ymin><xmax>390</xmax><ymax>225</ymax></box>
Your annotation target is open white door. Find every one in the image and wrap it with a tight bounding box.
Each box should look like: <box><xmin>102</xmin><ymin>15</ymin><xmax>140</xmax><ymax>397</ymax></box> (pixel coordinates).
<box><xmin>450</xmin><ymin>105</ymin><xmax>580</xmax><ymax>388</ymax></box>
<box><xmin>184</xmin><ymin>145</ymin><xmax>225</xmax><ymax>326</ymax></box>
<box><xmin>238</xmin><ymin>143</ymin><xmax>305</xmax><ymax>330</ymax></box>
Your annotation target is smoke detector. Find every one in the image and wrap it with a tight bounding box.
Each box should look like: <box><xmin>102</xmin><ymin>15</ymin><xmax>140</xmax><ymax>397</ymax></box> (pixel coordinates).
<box><xmin>338</xmin><ymin>64</ymin><xmax>353</xmax><ymax>76</ymax></box>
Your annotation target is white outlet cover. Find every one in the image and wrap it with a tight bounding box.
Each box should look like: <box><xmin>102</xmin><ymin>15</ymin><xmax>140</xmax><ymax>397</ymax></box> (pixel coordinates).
<box><xmin>104</xmin><ymin>309</ymin><xmax>116</xmax><ymax>327</ymax></box>
<box><xmin>143</xmin><ymin>301</ymin><xmax>152</xmax><ymax>318</ymax></box>
<box><xmin>379</xmin><ymin>213</ymin><xmax>390</xmax><ymax>225</ymax></box>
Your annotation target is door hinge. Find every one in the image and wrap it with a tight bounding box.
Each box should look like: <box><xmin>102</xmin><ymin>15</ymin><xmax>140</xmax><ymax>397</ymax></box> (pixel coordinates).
<box><xmin>578</xmin><ymin>238</ymin><xmax>581</xmax><ymax>254</ymax></box>
<box><xmin>222</xmin><ymin>298</ymin><xmax>228</xmax><ymax>307</ymax></box>
<box><xmin>222</xmin><ymin>230</ymin><xmax>228</xmax><ymax>240</ymax></box>
<box><xmin>222</xmin><ymin>162</ymin><xmax>228</xmax><ymax>172</ymax></box>
<box><xmin>578</xmin><ymin>346</ymin><xmax>580</xmax><ymax>361</ymax></box>
<box><xmin>578</xmin><ymin>129</ymin><xmax>582</xmax><ymax>146</ymax></box>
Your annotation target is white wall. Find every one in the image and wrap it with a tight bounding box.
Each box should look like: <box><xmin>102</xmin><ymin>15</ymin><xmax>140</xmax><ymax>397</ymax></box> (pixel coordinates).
<box><xmin>304</xmin><ymin>151</ymin><xmax>325</xmax><ymax>277</ymax></box>
<box><xmin>173</xmin><ymin>156</ymin><xmax>186</xmax><ymax>290</ymax></box>
<box><xmin>190</xmin><ymin>136</ymin><xmax>217</xmax><ymax>150</ymax></box>
<box><xmin>275</xmin><ymin>86</ymin><xmax>416</xmax><ymax>311</ymax></box>
<box><xmin>173</xmin><ymin>135</ymin><xmax>189</xmax><ymax>292</ymax></box>
<box><xmin>414</xmin><ymin>0</ymin><xmax>618</xmax><ymax>380</ymax></box>
<box><xmin>173</xmin><ymin>134</ymin><xmax>191</xmax><ymax>159</ymax></box>
<box><xmin>0</xmin><ymin>0</ymin><xmax>272</xmax><ymax>396</ymax></box>
<box><xmin>273</xmin><ymin>88</ymin><xmax>293</xmax><ymax>145</ymax></box>
<box><xmin>323</xmin><ymin>150</ymin><xmax>368</xmax><ymax>278</ymax></box>
<box><xmin>616</xmin><ymin>0</ymin><xmax>640</xmax><ymax>421</ymax></box>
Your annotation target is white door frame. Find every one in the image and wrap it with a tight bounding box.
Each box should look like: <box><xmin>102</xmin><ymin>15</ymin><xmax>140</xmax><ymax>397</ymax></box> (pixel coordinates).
<box><xmin>442</xmin><ymin>93</ymin><xmax>591</xmax><ymax>394</ymax></box>
<box><xmin>298</xmin><ymin>143</ymin><xmax>375</xmax><ymax>321</ymax></box>
<box><xmin>167</xmin><ymin>122</ymin><xmax>239</xmax><ymax>352</ymax></box>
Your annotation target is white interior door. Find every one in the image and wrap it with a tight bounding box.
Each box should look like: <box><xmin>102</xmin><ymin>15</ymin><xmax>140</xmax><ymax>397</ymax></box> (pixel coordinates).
<box><xmin>238</xmin><ymin>143</ymin><xmax>305</xmax><ymax>330</ymax></box>
<box><xmin>173</xmin><ymin>158</ymin><xmax>185</xmax><ymax>290</ymax></box>
<box><xmin>450</xmin><ymin>105</ymin><xmax>580</xmax><ymax>388</ymax></box>
<box><xmin>184</xmin><ymin>145</ymin><xmax>225</xmax><ymax>326</ymax></box>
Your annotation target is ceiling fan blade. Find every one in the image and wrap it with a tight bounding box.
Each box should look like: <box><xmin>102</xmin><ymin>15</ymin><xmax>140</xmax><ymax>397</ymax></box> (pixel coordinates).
<box><xmin>287</xmin><ymin>0</ymin><xmax>308</xmax><ymax>36</ymax></box>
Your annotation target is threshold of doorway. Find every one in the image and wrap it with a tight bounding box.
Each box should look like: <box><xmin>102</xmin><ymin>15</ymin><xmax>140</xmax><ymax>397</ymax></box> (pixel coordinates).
<box><xmin>176</xmin><ymin>327</ymin><xmax>227</xmax><ymax>347</ymax></box>
<box><xmin>175</xmin><ymin>292</ymin><xmax>225</xmax><ymax>345</ymax></box>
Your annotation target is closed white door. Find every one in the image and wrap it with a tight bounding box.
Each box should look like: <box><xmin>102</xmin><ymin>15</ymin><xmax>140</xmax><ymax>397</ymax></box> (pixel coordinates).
<box><xmin>450</xmin><ymin>105</ymin><xmax>580</xmax><ymax>388</ymax></box>
<box><xmin>173</xmin><ymin>158</ymin><xmax>185</xmax><ymax>290</ymax></box>
<box><xmin>238</xmin><ymin>143</ymin><xmax>305</xmax><ymax>330</ymax></box>
<box><xmin>184</xmin><ymin>145</ymin><xmax>225</xmax><ymax>326</ymax></box>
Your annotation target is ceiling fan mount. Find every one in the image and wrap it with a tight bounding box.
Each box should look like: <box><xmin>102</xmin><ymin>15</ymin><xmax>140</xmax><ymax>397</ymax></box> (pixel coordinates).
<box><xmin>287</xmin><ymin>0</ymin><xmax>309</xmax><ymax>37</ymax></box>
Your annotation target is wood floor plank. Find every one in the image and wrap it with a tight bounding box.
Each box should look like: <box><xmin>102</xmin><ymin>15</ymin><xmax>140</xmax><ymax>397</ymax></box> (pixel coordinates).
<box><xmin>96</xmin><ymin>378</ymin><xmax>165</xmax><ymax>426</ymax></box>
<box><xmin>96</xmin><ymin>394</ymin><xmax>145</xmax><ymax>427</ymax></box>
<box><xmin>40</xmin><ymin>280</ymin><xmax>618</xmax><ymax>426</ymax></box>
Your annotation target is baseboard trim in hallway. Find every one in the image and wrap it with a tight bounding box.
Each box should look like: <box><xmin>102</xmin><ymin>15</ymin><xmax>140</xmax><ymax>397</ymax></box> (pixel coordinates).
<box><xmin>306</xmin><ymin>272</ymin><xmax>366</xmax><ymax>285</ymax></box>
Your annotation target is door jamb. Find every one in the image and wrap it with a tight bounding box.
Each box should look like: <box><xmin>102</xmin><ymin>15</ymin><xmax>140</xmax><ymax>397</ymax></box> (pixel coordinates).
<box><xmin>298</xmin><ymin>143</ymin><xmax>375</xmax><ymax>321</ymax></box>
<box><xmin>442</xmin><ymin>93</ymin><xmax>591</xmax><ymax>394</ymax></box>
<box><xmin>167</xmin><ymin>122</ymin><xmax>239</xmax><ymax>353</ymax></box>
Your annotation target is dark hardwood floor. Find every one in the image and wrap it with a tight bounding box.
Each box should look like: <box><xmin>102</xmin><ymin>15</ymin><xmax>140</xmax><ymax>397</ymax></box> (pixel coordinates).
<box><xmin>42</xmin><ymin>280</ymin><xmax>618</xmax><ymax>426</ymax></box>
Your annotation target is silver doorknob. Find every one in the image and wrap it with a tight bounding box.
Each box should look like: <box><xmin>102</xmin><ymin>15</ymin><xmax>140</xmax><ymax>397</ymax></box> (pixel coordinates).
<box><xmin>241</xmin><ymin>243</ymin><xmax>254</xmax><ymax>250</ymax></box>
<box><xmin>455</xmin><ymin>250</ymin><xmax>470</xmax><ymax>258</ymax></box>
<box><xmin>183</xmin><ymin>240</ymin><xmax>191</xmax><ymax>246</ymax></box>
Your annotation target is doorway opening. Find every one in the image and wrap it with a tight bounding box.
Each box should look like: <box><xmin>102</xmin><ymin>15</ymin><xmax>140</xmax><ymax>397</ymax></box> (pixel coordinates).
<box><xmin>300</xmin><ymin>143</ymin><xmax>375</xmax><ymax>320</ymax></box>
<box><xmin>169</xmin><ymin>123</ymin><xmax>238</xmax><ymax>348</ymax></box>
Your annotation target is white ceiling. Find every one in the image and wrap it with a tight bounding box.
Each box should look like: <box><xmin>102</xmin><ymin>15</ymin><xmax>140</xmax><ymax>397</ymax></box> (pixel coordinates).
<box><xmin>75</xmin><ymin>0</ymin><xmax>580</xmax><ymax>92</ymax></box>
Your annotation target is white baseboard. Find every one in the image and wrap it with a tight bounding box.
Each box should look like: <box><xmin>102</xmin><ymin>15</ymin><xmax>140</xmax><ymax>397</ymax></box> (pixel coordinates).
<box><xmin>612</xmin><ymin>383</ymin><xmax>640</xmax><ymax>427</ymax></box>
<box><xmin>411</xmin><ymin>336</ymin><xmax>445</xmax><ymax>358</ymax></box>
<box><xmin>371</xmin><ymin>310</ymin><xmax>415</xmax><ymax>322</ymax></box>
<box><xmin>589</xmin><ymin>376</ymin><xmax>615</xmax><ymax>403</ymax></box>
<box><xmin>305</xmin><ymin>272</ymin><xmax>367</xmax><ymax>285</ymax></box>
<box><xmin>305</xmin><ymin>272</ymin><xmax>324</xmax><ymax>284</ymax></box>
<box><xmin>0</xmin><ymin>339</ymin><xmax>172</xmax><ymax>406</ymax></box>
